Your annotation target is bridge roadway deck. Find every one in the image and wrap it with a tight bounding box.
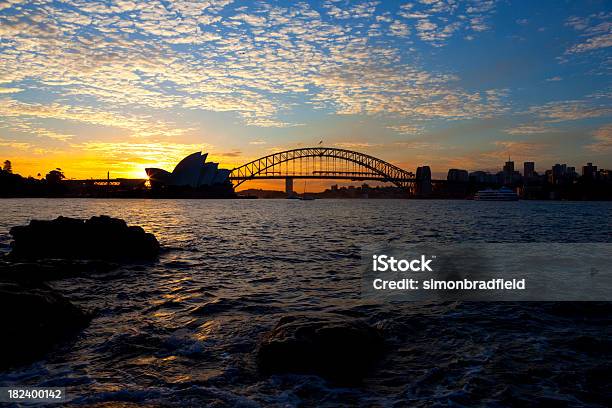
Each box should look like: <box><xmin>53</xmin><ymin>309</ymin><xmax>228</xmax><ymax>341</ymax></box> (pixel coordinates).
<box><xmin>229</xmin><ymin>175</ymin><xmax>416</xmax><ymax>182</ymax></box>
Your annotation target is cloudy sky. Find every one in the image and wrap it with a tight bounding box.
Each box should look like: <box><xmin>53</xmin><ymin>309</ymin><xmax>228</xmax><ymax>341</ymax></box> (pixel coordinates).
<box><xmin>0</xmin><ymin>0</ymin><xmax>611</xmax><ymax>187</ymax></box>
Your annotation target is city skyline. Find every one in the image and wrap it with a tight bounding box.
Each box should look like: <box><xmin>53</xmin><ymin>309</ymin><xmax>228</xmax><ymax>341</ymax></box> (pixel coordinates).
<box><xmin>1</xmin><ymin>0</ymin><xmax>611</xmax><ymax>190</ymax></box>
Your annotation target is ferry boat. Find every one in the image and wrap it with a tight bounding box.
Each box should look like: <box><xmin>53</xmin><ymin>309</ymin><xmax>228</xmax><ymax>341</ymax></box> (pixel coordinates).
<box><xmin>474</xmin><ymin>187</ymin><xmax>519</xmax><ymax>201</ymax></box>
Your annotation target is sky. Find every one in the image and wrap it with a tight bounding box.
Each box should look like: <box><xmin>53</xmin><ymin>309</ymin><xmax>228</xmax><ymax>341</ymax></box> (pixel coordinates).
<box><xmin>0</xmin><ymin>0</ymin><xmax>611</xmax><ymax>190</ymax></box>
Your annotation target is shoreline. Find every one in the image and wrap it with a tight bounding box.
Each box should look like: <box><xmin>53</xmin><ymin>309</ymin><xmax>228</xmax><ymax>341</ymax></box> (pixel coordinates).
<box><xmin>2</xmin><ymin>196</ymin><xmax>612</xmax><ymax>201</ymax></box>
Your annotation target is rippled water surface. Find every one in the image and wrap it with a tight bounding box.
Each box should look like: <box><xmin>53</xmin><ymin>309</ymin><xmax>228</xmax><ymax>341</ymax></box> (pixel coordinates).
<box><xmin>0</xmin><ymin>199</ymin><xmax>611</xmax><ymax>406</ymax></box>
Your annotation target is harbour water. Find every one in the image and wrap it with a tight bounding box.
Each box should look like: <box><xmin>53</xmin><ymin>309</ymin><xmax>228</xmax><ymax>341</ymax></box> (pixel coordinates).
<box><xmin>0</xmin><ymin>199</ymin><xmax>611</xmax><ymax>406</ymax></box>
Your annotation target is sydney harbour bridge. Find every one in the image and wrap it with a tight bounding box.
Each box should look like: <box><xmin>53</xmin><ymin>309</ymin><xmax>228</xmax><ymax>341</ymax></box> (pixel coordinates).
<box><xmin>229</xmin><ymin>147</ymin><xmax>420</xmax><ymax>194</ymax></box>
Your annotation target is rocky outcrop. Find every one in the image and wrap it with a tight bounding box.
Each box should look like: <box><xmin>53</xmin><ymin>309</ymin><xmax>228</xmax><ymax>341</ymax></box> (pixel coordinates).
<box><xmin>257</xmin><ymin>314</ymin><xmax>384</xmax><ymax>384</ymax></box>
<box><xmin>0</xmin><ymin>281</ymin><xmax>90</xmax><ymax>370</ymax></box>
<box><xmin>0</xmin><ymin>216</ymin><xmax>158</xmax><ymax>371</ymax></box>
<box><xmin>9</xmin><ymin>215</ymin><xmax>159</xmax><ymax>260</ymax></box>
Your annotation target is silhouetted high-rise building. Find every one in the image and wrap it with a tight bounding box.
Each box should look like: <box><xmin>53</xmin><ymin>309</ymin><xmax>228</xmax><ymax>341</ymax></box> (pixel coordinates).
<box><xmin>503</xmin><ymin>159</ymin><xmax>515</xmax><ymax>185</ymax></box>
<box><xmin>523</xmin><ymin>162</ymin><xmax>535</xmax><ymax>179</ymax></box>
<box><xmin>549</xmin><ymin>163</ymin><xmax>577</xmax><ymax>184</ymax></box>
<box><xmin>551</xmin><ymin>164</ymin><xmax>564</xmax><ymax>184</ymax></box>
<box><xmin>582</xmin><ymin>162</ymin><xmax>597</xmax><ymax>179</ymax></box>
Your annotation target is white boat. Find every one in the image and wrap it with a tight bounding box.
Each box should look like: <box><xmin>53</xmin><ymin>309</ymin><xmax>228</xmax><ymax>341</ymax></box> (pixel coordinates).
<box><xmin>474</xmin><ymin>187</ymin><xmax>519</xmax><ymax>201</ymax></box>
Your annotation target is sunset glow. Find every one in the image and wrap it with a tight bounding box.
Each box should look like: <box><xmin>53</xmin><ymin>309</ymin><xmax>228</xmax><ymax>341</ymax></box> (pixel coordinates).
<box><xmin>1</xmin><ymin>0</ymin><xmax>611</xmax><ymax>186</ymax></box>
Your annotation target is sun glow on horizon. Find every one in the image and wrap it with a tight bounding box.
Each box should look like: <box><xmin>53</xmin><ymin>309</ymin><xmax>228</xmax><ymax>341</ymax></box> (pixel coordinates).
<box><xmin>1</xmin><ymin>0</ymin><xmax>611</xmax><ymax>178</ymax></box>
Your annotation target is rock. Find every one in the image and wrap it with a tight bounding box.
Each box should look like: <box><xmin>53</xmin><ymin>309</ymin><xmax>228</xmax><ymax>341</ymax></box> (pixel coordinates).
<box><xmin>256</xmin><ymin>314</ymin><xmax>384</xmax><ymax>384</ymax></box>
<box><xmin>9</xmin><ymin>215</ymin><xmax>159</xmax><ymax>260</ymax></box>
<box><xmin>0</xmin><ymin>280</ymin><xmax>90</xmax><ymax>370</ymax></box>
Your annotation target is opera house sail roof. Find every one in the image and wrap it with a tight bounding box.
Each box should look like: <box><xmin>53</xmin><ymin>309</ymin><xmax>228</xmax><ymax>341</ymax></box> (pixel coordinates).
<box><xmin>145</xmin><ymin>152</ymin><xmax>231</xmax><ymax>189</ymax></box>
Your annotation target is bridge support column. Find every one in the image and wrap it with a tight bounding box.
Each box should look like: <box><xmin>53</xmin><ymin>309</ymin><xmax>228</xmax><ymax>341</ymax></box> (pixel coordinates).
<box><xmin>285</xmin><ymin>177</ymin><xmax>294</xmax><ymax>197</ymax></box>
<box><xmin>415</xmin><ymin>166</ymin><xmax>432</xmax><ymax>197</ymax></box>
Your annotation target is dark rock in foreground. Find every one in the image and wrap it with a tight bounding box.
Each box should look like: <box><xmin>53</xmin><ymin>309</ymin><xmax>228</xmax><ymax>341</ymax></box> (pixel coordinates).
<box><xmin>0</xmin><ymin>281</ymin><xmax>90</xmax><ymax>370</ymax></box>
<box><xmin>9</xmin><ymin>215</ymin><xmax>159</xmax><ymax>260</ymax></box>
<box><xmin>257</xmin><ymin>314</ymin><xmax>384</xmax><ymax>384</ymax></box>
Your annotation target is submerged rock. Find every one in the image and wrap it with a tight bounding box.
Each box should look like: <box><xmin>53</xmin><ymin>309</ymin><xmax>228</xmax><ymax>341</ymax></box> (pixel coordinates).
<box><xmin>9</xmin><ymin>215</ymin><xmax>159</xmax><ymax>260</ymax></box>
<box><xmin>256</xmin><ymin>313</ymin><xmax>384</xmax><ymax>384</ymax></box>
<box><xmin>0</xmin><ymin>281</ymin><xmax>90</xmax><ymax>370</ymax></box>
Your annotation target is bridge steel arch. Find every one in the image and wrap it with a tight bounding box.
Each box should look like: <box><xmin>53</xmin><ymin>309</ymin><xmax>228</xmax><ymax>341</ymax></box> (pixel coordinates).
<box><xmin>229</xmin><ymin>147</ymin><xmax>414</xmax><ymax>188</ymax></box>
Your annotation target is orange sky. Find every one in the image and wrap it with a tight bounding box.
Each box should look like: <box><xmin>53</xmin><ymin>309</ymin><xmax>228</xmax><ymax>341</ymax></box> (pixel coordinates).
<box><xmin>2</xmin><ymin>1</ymin><xmax>611</xmax><ymax>190</ymax></box>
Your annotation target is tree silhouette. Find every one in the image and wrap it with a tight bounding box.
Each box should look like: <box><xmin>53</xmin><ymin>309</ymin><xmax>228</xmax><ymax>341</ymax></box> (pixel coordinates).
<box><xmin>45</xmin><ymin>168</ymin><xmax>65</xmax><ymax>184</ymax></box>
<box><xmin>3</xmin><ymin>160</ymin><xmax>12</xmax><ymax>173</ymax></box>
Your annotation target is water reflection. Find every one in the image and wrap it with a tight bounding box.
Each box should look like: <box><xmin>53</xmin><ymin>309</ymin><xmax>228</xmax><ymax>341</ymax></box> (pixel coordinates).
<box><xmin>0</xmin><ymin>199</ymin><xmax>610</xmax><ymax>405</ymax></box>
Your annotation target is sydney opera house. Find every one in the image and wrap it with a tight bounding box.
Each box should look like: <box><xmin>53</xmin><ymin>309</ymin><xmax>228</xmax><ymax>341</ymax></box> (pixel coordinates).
<box><xmin>145</xmin><ymin>152</ymin><xmax>233</xmax><ymax>193</ymax></box>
